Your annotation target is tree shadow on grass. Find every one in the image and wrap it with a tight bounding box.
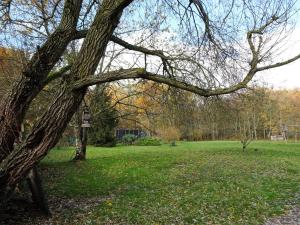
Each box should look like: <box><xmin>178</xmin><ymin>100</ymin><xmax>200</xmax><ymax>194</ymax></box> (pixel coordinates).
<box><xmin>0</xmin><ymin>196</ymin><xmax>47</xmax><ymax>225</ymax></box>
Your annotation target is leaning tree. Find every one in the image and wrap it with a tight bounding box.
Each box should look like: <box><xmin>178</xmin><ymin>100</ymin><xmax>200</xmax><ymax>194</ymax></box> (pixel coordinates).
<box><xmin>0</xmin><ymin>0</ymin><xmax>300</xmax><ymax>201</ymax></box>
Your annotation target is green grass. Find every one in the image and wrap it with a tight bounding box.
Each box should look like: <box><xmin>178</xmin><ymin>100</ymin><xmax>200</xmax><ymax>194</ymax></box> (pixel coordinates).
<box><xmin>41</xmin><ymin>141</ymin><xmax>300</xmax><ymax>224</ymax></box>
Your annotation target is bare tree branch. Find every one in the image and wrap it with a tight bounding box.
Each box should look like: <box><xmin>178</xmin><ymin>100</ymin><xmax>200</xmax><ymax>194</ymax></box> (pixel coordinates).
<box><xmin>71</xmin><ymin>68</ymin><xmax>255</xmax><ymax>97</ymax></box>
<box><xmin>43</xmin><ymin>64</ymin><xmax>72</xmax><ymax>85</ymax></box>
<box><xmin>256</xmin><ymin>53</ymin><xmax>300</xmax><ymax>72</ymax></box>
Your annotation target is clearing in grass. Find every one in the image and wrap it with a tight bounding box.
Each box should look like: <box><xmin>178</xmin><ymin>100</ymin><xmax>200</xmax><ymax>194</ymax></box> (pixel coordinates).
<box><xmin>34</xmin><ymin>141</ymin><xmax>300</xmax><ymax>224</ymax></box>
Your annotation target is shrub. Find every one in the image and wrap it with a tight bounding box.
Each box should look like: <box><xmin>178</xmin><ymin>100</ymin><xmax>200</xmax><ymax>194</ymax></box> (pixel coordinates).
<box><xmin>134</xmin><ymin>137</ymin><xmax>161</xmax><ymax>146</ymax></box>
<box><xmin>158</xmin><ymin>126</ymin><xmax>181</xmax><ymax>142</ymax></box>
<box><xmin>121</xmin><ymin>134</ymin><xmax>137</xmax><ymax>145</ymax></box>
<box><xmin>94</xmin><ymin>137</ymin><xmax>117</xmax><ymax>147</ymax></box>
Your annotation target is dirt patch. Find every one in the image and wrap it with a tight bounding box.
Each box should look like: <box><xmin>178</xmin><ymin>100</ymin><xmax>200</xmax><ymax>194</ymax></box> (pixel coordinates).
<box><xmin>0</xmin><ymin>195</ymin><xmax>111</xmax><ymax>225</ymax></box>
<box><xmin>264</xmin><ymin>207</ymin><xmax>300</xmax><ymax>225</ymax></box>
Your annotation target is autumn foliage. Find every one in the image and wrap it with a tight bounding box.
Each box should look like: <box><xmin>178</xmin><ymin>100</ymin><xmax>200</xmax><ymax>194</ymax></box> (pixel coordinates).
<box><xmin>109</xmin><ymin>81</ymin><xmax>300</xmax><ymax>142</ymax></box>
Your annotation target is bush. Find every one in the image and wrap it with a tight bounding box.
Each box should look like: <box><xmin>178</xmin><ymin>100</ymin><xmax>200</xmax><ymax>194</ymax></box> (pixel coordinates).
<box><xmin>134</xmin><ymin>137</ymin><xmax>161</xmax><ymax>146</ymax></box>
<box><xmin>121</xmin><ymin>134</ymin><xmax>137</xmax><ymax>145</ymax></box>
<box><xmin>94</xmin><ymin>137</ymin><xmax>117</xmax><ymax>147</ymax></box>
<box><xmin>158</xmin><ymin>126</ymin><xmax>181</xmax><ymax>142</ymax></box>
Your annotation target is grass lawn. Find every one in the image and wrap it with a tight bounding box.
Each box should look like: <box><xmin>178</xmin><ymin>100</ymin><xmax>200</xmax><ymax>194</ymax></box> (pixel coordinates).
<box><xmin>40</xmin><ymin>141</ymin><xmax>300</xmax><ymax>224</ymax></box>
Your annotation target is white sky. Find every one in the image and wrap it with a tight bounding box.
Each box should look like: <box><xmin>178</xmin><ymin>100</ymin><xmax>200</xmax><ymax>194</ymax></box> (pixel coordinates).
<box><xmin>257</xmin><ymin>28</ymin><xmax>300</xmax><ymax>89</ymax></box>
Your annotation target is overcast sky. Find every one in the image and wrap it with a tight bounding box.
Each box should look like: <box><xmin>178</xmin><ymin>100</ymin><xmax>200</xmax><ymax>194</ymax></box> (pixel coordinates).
<box><xmin>260</xmin><ymin>59</ymin><xmax>300</xmax><ymax>89</ymax></box>
<box><xmin>256</xmin><ymin>15</ymin><xmax>300</xmax><ymax>89</ymax></box>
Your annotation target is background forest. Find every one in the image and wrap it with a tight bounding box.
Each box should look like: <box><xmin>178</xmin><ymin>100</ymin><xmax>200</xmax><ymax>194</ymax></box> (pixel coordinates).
<box><xmin>106</xmin><ymin>83</ymin><xmax>300</xmax><ymax>141</ymax></box>
<box><xmin>1</xmin><ymin>47</ymin><xmax>299</xmax><ymax>145</ymax></box>
<box><xmin>59</xmin><ymin>82</ymin><xmax>300</xmax><ymax>145</ymax></box>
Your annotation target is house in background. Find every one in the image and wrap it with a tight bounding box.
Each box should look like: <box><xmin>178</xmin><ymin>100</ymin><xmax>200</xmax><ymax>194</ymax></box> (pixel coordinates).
<box><xmin>115</xmin><ymin>128</ymin><xmax>147</xmax><ymax>140</ymax></box>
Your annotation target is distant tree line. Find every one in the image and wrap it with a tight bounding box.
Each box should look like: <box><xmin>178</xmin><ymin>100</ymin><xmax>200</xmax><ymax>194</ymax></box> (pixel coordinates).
<box><xmin>111</xmin><ymin>82</ymin><xmax>300</xmax><ymax>141</ymax></box>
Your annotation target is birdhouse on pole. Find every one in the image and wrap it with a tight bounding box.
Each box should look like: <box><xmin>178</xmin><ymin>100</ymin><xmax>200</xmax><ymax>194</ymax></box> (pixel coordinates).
<box><xmin>81</xmin><ymin>107</ymin><xmax>91</xmax><ymax>128</ymax></box>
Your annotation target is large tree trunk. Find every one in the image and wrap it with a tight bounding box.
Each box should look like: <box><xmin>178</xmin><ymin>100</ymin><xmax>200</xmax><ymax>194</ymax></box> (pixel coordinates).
<box><xmin>0</xmin><ymin>0</ymin><xmax>83</xmax><ymax>162</ymax></box>
<box><xmin>27</xmin><ymin>166</ymin><xmax>51</xmax><ymax>215</ymax></box>
<box><xmin>0</xmin><ymin>0</ymin><xmax>133</xmax><ymax>202</ymax></box>
<box><xmin>0</xmin><ymin>88</ymin><xmax>84</xmax><ymax>200</ymax></box>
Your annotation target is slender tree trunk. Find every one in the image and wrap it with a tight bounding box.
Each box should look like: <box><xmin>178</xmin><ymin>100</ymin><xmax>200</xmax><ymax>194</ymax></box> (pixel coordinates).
<box><xmin>81</xmin><ymin>127</ymin><xmax>88</xmax><ymax>158</ymax></box>
<box><xmin>73</xmin><ymin>109</ymin><xmax>87</xmax><ymax>160</ymax></box>
<box><xmin>252</xmin><ymin>112</ymin><xmax>257</xmax><ymax>140</ymax></box>
<box><xmin>0</xmin><ymin>0</ymin><xmax>133</xmax><ymax>201</ymax></box>
<box><xmin>0</xmin><ymin>0</ymin><xmax>83</xmax><ymax>162</ymax></box>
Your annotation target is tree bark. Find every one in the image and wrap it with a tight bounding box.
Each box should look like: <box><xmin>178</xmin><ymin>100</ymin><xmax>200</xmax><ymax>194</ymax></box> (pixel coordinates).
<box><xmin>75</xmin><ymin>127</ymin><xmax>87</xmax><ymax>160</ymax></box>
<box><xmin>0</xmin><ymin>0</ymin><xmax>133</xmax><ymax>200</ymax></box>
<box><xmin>0</xmin><ymin>0</ymin><xmax>83</xmax><ymax>162</ymax></box>
<box><xmin>0</xmin><ymin>88</ymin><xmax>84</xmax><ymax>199</ymax></box>
<box><xmin>73</xmin><ymin>110</ymin><xmax>87</xmax><ymax>160</ymax></box>
<box><xmin>27</xmin><ymin>166</ymin><xmax>51</xmax><ymax>215</ymax></box>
